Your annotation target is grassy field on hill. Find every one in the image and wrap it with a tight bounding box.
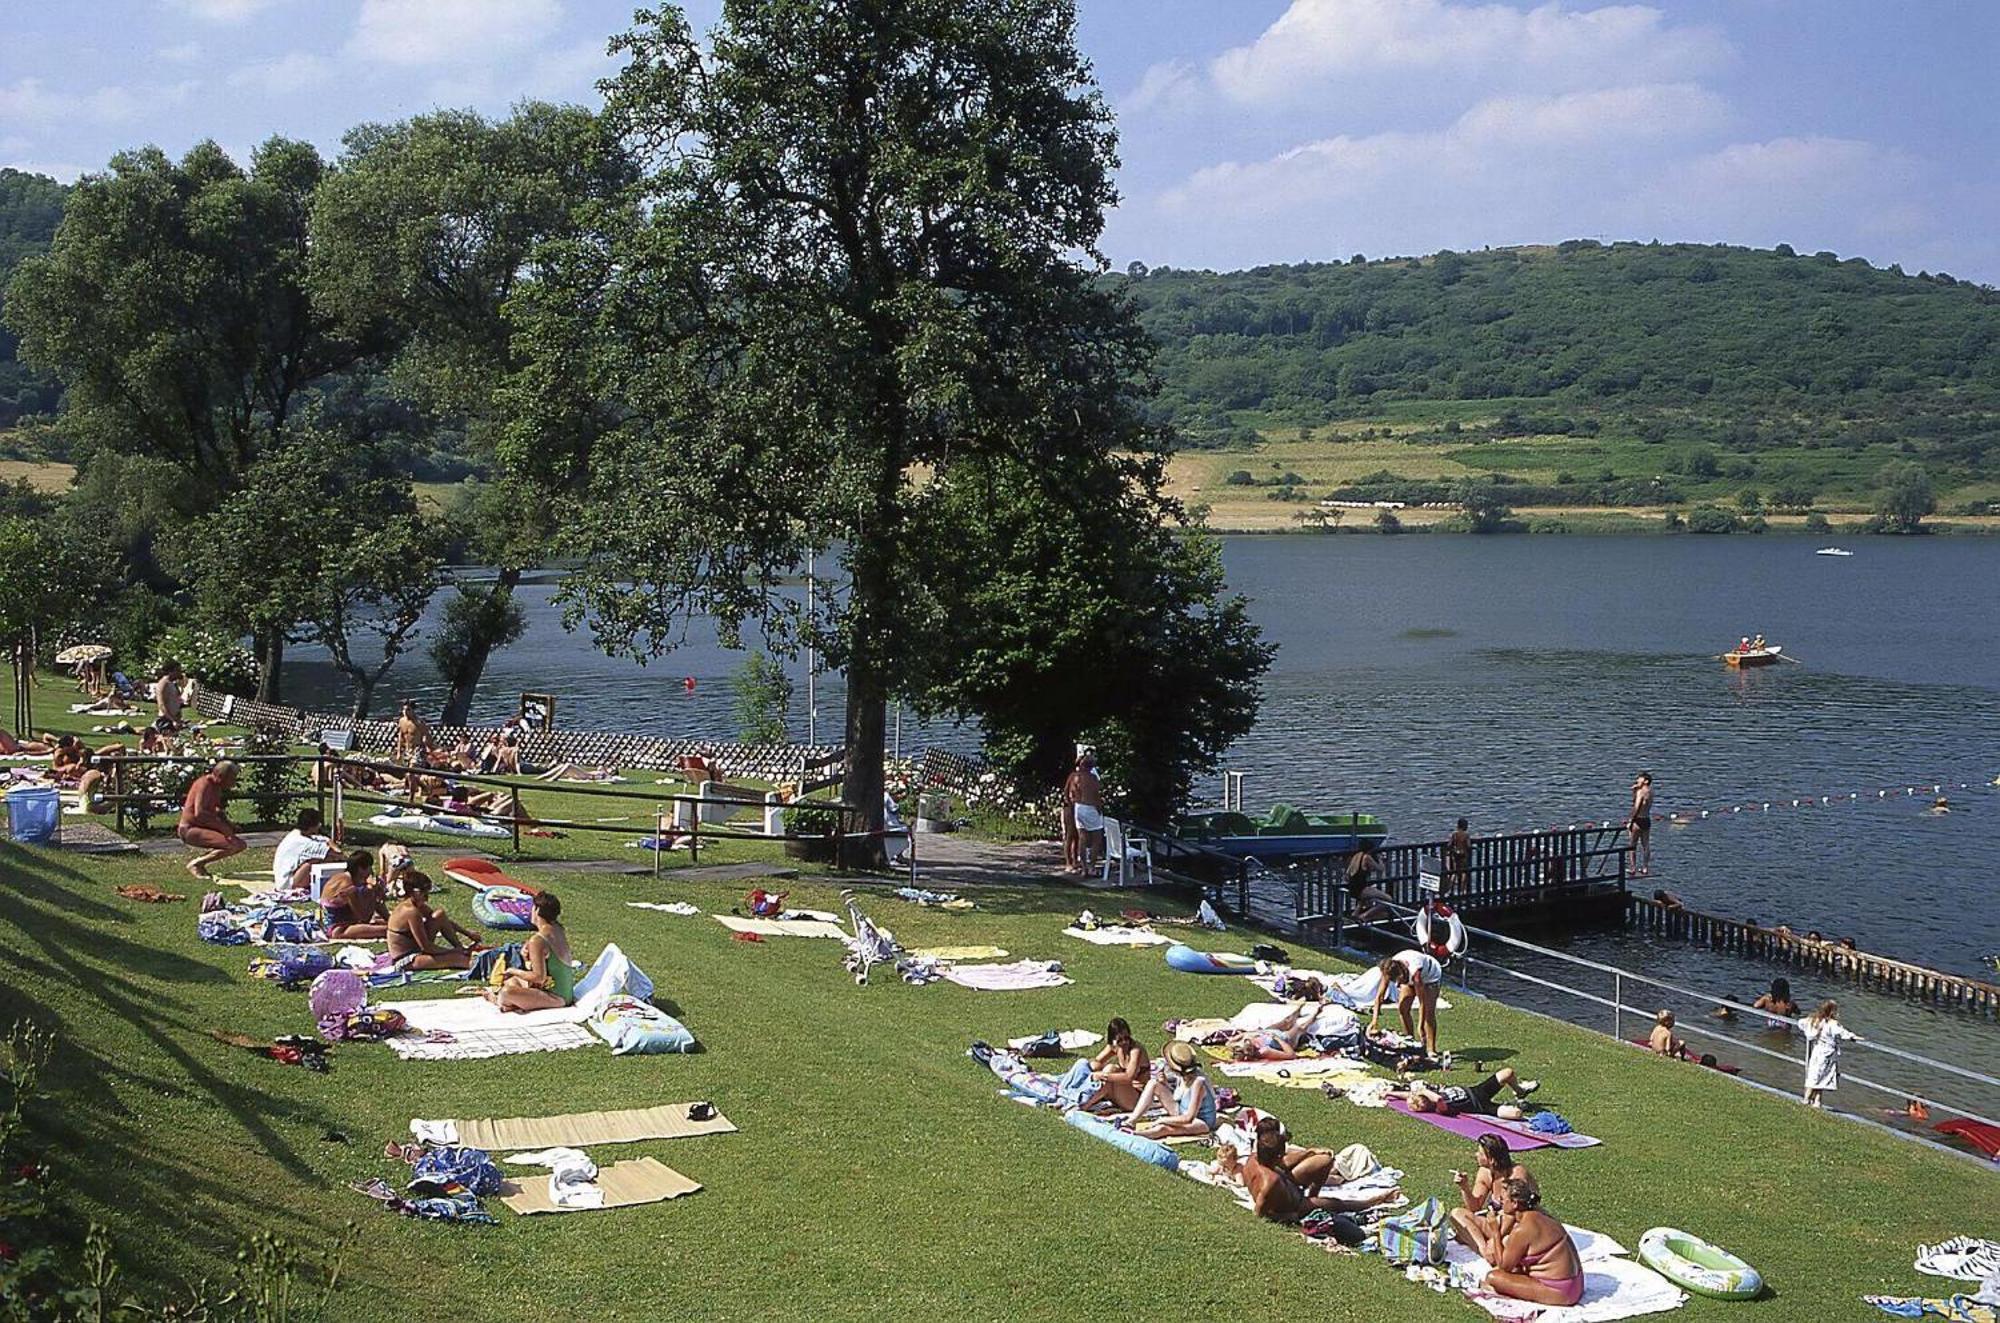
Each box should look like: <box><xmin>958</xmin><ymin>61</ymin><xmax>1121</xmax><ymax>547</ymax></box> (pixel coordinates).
<box><xmin>0</xmin><ymin>833</ymin><xmax>1987</xmax><ymax>1320</ymax></box>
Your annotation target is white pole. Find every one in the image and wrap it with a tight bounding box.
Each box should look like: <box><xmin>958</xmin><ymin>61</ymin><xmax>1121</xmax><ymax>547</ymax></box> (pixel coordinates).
<box><xmin>805</xmin><ymin>551</ymin><xmax>817</xmax><ymax>746</ymax></box>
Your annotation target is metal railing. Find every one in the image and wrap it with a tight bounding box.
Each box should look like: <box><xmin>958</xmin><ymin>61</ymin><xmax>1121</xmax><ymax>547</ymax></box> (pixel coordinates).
<box><xmin>1298</xmin><ymin>824</ymin><xmax>1632</xmax><ymax>931</ymax></box>
<box><xmin>1347</xmin><ymin>901</ymin><xmax>2000</xmax><ymax>1154</ymax></box>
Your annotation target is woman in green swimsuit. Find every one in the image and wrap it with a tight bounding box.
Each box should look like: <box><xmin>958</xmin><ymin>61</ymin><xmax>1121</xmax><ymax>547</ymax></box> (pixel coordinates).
<box><xmin>489</xmin><ymin>890</ymin><xmax>575</xmax><ymax>1012</ymax></box>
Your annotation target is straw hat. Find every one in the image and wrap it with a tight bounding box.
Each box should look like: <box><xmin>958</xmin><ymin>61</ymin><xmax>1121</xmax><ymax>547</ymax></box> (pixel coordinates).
<box><xmin>1164</xmin><ymin>1041</ymin><xmax>1200</xmax><ymax>1074</ymax></box>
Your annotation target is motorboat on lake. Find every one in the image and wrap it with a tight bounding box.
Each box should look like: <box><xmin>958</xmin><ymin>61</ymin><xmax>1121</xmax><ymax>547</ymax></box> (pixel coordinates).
<box><xmin>1815</xmin><ymin>547</ymin><xmax>1854</xmax><ymax>557</ymax></box>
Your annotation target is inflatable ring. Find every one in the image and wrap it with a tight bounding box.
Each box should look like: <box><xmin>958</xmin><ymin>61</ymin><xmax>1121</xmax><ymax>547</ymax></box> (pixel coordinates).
<box><xmin>1638</xmin><ymin>1227</ymin><xmax>1762</xmax><ymax>1300</ymax></box>
<box><xmin>1414</xmin><ymin>905</ymin><xmax>1468</xmax><ymax>957</ymax></box>
<box><xmin>471</xmin><ymin>885</ymin><xmax>536</xmax><ymax>930</ymax></box>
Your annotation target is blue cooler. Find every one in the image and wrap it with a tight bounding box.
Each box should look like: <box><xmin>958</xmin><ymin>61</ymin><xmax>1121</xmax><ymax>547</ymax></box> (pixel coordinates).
<box><xmin>5</xmin><ymin>787</ymin><xmax>60</xmax><ymax>844</ymax></box>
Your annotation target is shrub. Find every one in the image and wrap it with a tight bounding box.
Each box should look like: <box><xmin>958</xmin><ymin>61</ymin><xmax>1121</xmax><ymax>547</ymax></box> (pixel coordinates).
<box><xmin>1223</xmin><ymin>470</ymin><xmax>1255</xmax><ymax>486</ymax></box>
<box><xmin>1686</xmin><ymin>506</ymin><xmax>1739</xmax><ymax>534</ymax></box>
<box><xmin>731</xmin><ymin>651</ymin><xmax>794</xmax><ymax>745</ymax></box>
<box><xmin>147</xmin><ymin>623</ymin><xmax>258</xmax><ymax>697</ymax></box>
<box><xmin>1803</xmin><ymin>511</ymin><xmax>1831</xmax><ymax>533</ymax></box>
<box><xmin>1374</xmin><ymin>509</ymin><xmax>1403</xmax><ymax>533</ymax></box>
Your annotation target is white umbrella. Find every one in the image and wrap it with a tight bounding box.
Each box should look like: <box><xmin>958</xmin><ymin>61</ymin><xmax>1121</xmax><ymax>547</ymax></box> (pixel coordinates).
<box><xmin>55</xmin><ymin>644</ymin><xmax>112</xmax><ymax>664</ymax></box>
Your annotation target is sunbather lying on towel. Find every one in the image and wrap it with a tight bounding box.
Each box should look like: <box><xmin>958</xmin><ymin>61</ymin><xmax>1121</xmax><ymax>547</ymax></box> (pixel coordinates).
<box><xmin>1392</xmin><ymin>1067</ymin><xmax>1539</xmax><ymax>1121</ymax></box>
<box><xmin>321</xmin><ymin>850</ymin><xmax>391</xmax><ymax>940</ymax></box>
<box><xmin>1226</xmin><ymin>1001</ymin><xmax>1323</xmax><ymax>1062</ymax></box>
<box><xmin>1244</xmin><ymin>1116</ymin><xmax>1401</xmax><ymax>1224</ymax></box>
<box><xmin>1076</xmin><ymin>1017</ymin><xmax>1152</xmax><ymax>1113</ymax></box>
<box><xmin>486</xmin><ymin>891</ymin><xmax>574</xmax><ymax>1012</ymax></box>
<box><xmin>535</xmin><ymin>763</ymin><xmax>618</xmax><ymax>783</ymax></box>
<box><xmin>0</xmin><ymin>728</ymin><xmax>55</xmax><ymax>756</ymax></box>
<box><xmin>1123</xmin><ymin>1041</ymin><xmax>1217</xmax><ymax>1140</ymax></box>
<box><xmin>387</xmin><ymin>871</ymin><xmax>481</xmax><ymax>971</ymax></box>
<box><xmin>1463</xmin><ymin>1179</ymin><xmax>1584</xmax><ymax>1308</ymax></box>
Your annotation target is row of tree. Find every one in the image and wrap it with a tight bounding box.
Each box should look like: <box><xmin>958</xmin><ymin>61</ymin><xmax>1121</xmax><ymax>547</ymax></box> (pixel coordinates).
<box><xmin>2</xmin><ymin>0</ymin><xmax>1272</xmax><ymax>843</ymax></box>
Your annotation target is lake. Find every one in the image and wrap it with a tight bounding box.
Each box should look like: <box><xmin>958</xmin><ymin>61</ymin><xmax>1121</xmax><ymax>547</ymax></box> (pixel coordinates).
<box><xmin>289</xmin><ymin>534</ymin><xmax>2000</xmax><ymax>1111</ymax></box>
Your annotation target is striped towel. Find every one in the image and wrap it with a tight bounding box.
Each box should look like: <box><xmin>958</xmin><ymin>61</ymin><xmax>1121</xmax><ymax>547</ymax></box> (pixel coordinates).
<box><xmin>387</xmin><ymin>1022</ymin><xmax>597</xmax><ymax>1061</ymax></box>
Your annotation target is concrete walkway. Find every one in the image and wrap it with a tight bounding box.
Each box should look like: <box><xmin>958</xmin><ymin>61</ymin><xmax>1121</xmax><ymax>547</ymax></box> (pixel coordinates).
<box><xmin>905</xmin><ymin>831</ymin><xmax>1113</xmax><ymax>890</ymax></box>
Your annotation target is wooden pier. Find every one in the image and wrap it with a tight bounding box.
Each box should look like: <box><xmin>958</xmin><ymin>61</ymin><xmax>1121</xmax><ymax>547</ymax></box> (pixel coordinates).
<box><xmin>1627</xmin><ymin>897</ymin><xmax>2000</xmax><ymax>1014</ymax></box>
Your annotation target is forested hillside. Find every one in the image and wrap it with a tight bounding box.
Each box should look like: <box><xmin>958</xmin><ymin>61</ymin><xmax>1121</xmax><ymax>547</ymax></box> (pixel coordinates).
<box><xmin>1126</xmin><ymin>242</ymin><xmax>1999</xmax><ymax>469</ymax></box>
<box><xmin>0</xmin><ymin>168</ymin><xmax>66</xmax><ymax>428</ymax></box>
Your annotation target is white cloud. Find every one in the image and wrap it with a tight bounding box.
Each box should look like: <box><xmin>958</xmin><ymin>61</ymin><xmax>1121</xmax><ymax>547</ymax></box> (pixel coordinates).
<box><xmin>0</xmin><ymin>78</ymin><xmax>147</xmax><ymax>127</ymax></box>
<box><xmin>0</xmin><ymin>160</ymin><xmax>88</xmax><ymax>184</ymax></box>
<box><xmin>168</xmin><ymin>0</ymin><xmax>282</xmax><ymax>23</ymax></box>
<box><xmin>1623</xmin><ymin>137</ymin><xmax>1927</xmax><ymax>246</ymax></box>
<box><xmin>159</xmin><ymin>41</ymin><xmax>205</xmax><ymax>63</ymax></box>
<box><xmin>227</xmin><ymin>52</ymin><xmax>335</xmax><ymax>95</ymax></box>
<box><xmin>350</xmin><ymin>0</ymin><xmax>563</xmax><ymax>68</ymax></box>
<box><xmin>1124</xmin><ymin>59</ymin><xmax>1204</xmax><ymax>116</ymax></box>
<box><xmin>520</xmin><ymin>38</ymin><xmax>620</xmax><ymax>102</ymax></box>
<box><xmin>1209</xmin><ymin>0</ymin><xmax>1732</xmax><ymax>106</ymax></box>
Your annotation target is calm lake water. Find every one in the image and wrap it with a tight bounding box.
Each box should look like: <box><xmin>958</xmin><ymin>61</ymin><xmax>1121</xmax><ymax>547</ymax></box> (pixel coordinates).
<box><xmin>291</xmin><ymin>534</ymin><xmax>2000</xmax><ymax>1118</ymax></box>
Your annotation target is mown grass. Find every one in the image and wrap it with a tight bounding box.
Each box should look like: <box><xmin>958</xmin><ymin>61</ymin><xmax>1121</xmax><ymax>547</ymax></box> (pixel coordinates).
<box><xmin>0</xmin><ymin>840</ymin><xmax>1986</xmax><ymax>1320</ymax></box>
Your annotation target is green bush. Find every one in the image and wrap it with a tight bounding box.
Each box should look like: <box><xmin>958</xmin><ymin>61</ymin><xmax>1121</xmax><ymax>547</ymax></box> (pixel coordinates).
<box><xmin>147</xmin><ymin>623</ymin><xmax>258</xmax><ymax>697</ymax></box>
<box><xmin>1686</xmin><ymin>505</ymin><xmax>1739</xmax><ymax>534</ymax></box>
<box><xmin>1223</xmin><ymin>470</ymin><xmax>1255</xmax><ymax>486</ymax></box>
<box><xmin>1803</xmin><ymin>511</ymin><xmax>1831</xmax><ymax>533</ymax></box>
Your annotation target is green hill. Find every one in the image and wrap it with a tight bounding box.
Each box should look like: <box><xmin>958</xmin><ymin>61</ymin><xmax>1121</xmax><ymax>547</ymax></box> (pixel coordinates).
<box><xmin>1125</xmin><ymin>243</ymin><xmax>2000</xmax><ymax>513</ymax></box>
<box><xmin>0</xmin><ymin>168</ymin><xmax>67</xmax><ymax>429</ymax></box>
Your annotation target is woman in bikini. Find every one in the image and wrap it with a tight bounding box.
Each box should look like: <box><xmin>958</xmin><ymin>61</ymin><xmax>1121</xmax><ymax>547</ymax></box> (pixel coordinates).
<box><xmin>488</xmin><ymin>891</ymin><xmax>575</xmax><ymax>1012</ymax></box>
<box><xmin>1480</xmin><ymin>1179</ymin><xmax>1585</xmax><ymax>1308</ymax></box>
<box><xmin>1225</xmin><ymin>1000</ymin><xmax>1323</xmax><ymax>1063</ymax></box>
<box><xmin>1447</xmin><ymin>1134</ymin><xmax>1537</xmax><ymax>1251</ymax></box>
<box><xmin>1077</xmin><ymin>1017</ymin><xmax>1151</xmax><ymax>1113</ymax></box>
<box><xmin>385</xmin><ymin>871</ymin><xmax>481</xmax><ymax>971</ymax></box>
<box><xmin>320</xmin><ymin>850</ymin><xmax>391</xmax><ymax>940</ymax></box>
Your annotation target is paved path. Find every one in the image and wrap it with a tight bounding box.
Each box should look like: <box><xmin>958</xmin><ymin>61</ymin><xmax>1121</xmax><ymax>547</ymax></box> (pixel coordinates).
<box><xmin>906</xmin><ymin>831</ymin><xmax>1113</xmax><ymax>891</ymax></box>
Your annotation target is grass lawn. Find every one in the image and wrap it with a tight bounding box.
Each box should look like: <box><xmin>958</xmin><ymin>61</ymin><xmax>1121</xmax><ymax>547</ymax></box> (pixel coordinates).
<box><xmin>0</xmin><ymin>840</ymin><xmax>1987</xmax><ymax>1320</ymax></box>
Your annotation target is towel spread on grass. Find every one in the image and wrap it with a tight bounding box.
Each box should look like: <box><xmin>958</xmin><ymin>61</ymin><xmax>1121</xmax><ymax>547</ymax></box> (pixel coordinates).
<box><xmin>627</xmin><ymin>901</ymin><xmax>701</xmax><ymax>915</ymax></box>
<box><xmin>379</xmin><ymin>996</ymin><xmax>595</xmax><ymax>1061</ymax></box>
<box><xmin>1063</xmin><ymin>925</ymin><xmax>1175</xmax><ymax>947</ymax></box>
<box><xmin>498</xmin><ymin>1158</ymin><xmax>701</xmax><ymax>1216</ymax></box>
<box><xmin>1921</xmin><ymin>1240</ymin><xmax>2000</xmax><ymax>1283</ymax></box>
<box><xmin>1006</xmin><ymin>1029</ymin><xmax>1102</xmax><ymax>1053</ymax></box>
<box><xmin>419</xmin><ymin>1104</ymin><xmax>738</xmax><ymax>1151</ymax></box>
<box><xmin>367</xmin><ymin>811</ymin><xmax>509</xmax><ymax>837</ymax></box>
<box><xmin>1175</xmin><ymin>1000</ymin><xmax>1361</xmax><ymax>1044</ymax></box>
<box><xmin>1383</xmin><ymin>1097</ymin><xmax>1557</xmax><ymax>1150</ymax></box>
<box><xmin>712</xmin><ymin>914</ymin><xmax>850</xmax><ymax>940</ymax></box>
<box><xmin>912</xmin><ymin>945</ymin><xmax>1010</xmax><ymax>962</ymax></box>
<box><xmin>1219</xmin><ymin>1058</ymin><xmax>1380</xmax><ymax>1088</ymax></box>
<box><xmin>1451</xmin><ymin>1248</ymin><xmax>1684</xmax><ymax>1323</ymax></box>
<box><xmin>942</xmin><ymin>960</ymin><xmax>1072</xmax><ymax>991</ymax></box>
<box><xmin>1867</xmin><ymin>1297</ymin><xmax>1999</xmax><ymax>1322</ymax></box>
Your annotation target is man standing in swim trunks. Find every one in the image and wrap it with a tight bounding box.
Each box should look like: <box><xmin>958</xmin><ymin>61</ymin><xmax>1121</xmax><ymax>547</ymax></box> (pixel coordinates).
<box><xmin>1445</xmin><ymin>818</ymin><xmax>1471</xmax><ymax>895</ymax></box>
<box><xmin>177</xmin><ymin>759</ymin><xmax>245</xmax><ymax>878</ymax></box>
<box><xmin>1064</xmin><ymin>752</ymin><xmax>1105</xmax><ymax>875</ymax></box>
<box><xmin>1244</xmin><ymin>1116</ymin><xmax>1400</xmax><ymax>1224</ymax></box>
<box><xmin>1628</xmin><ymin>772</ymin><xmax>1653</xmax><ymax>877</ymax></box>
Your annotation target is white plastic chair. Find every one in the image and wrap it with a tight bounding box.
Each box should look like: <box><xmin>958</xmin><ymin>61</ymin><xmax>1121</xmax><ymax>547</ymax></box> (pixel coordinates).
<box><xmin>1101</xmin><ymin>817</ymin><xmax>1153</xmax><ymax>888</ymax></box>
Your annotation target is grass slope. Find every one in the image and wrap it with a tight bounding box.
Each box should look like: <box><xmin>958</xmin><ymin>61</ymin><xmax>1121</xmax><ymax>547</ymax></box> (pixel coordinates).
<box><xmin>0</xmin><ymin>841</ymin><xmax>1984</xmax><ymax>1321</ymax></box>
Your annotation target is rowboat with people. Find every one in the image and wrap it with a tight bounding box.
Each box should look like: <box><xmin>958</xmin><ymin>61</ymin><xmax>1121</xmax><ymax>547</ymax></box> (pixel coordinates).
<box><xmin>1722</xmin><ymin>645</ymin><xmax>1785</xmax><ymax>668</ymax></box>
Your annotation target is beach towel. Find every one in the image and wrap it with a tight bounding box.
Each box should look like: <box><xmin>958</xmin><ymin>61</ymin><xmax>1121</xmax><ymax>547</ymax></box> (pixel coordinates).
<box><xmin>942</xmin><ymin>960</ymin><xmax>1072</xmax><ymax>992</ymax></box>
<box><xmin>713</xmin><ymin>914</ymin><xmax>850</xmax><ymax>940</ymax></box>
<box><xmin>421</xmin><ymin>1104</ymin><xmax>737</xmax><ymax>1151</ymax></box>
<box><xmin>498</xmin><ymin>1158</ymin><xmax>701</xmax><ymax>1216</ymax></box>
<box><xmin>1219</xmin><ymin>1058</ymin><xmax>1378</xmax><ymax>1088</ymax></box>
<box><xmin>627</xmin><ymin>901</ymin><xmax>701</xmax><ymax>915</ymax></box>
<box><xmin>916</xmin><ymin>945</ymin><xmax>1010</xmax><ymax>962</ymax></box>
<box><xmin>1064</xmin><ymin>925</ymin><xmax>1175</xmax><ymax>947</ymax></box>
<box><xmin>1454</xmin><ymin>1252</ymin><xmax>1684</xmax><ymax>1323</ymax></box>
<box><xmin>366</xmin><ymin>810</ymin><xmax>508</xmax><ymax>837</ymax></box>
<box><xmin>1175</xmin><ymin>1000</ymin><xmax>1360</xmax><ymax>1045</ymax></box>
<box><xmin>379</xmin><ymin>995</ymin><xmax>595</xmax><ymax>1061</ymax></box>
<box><xmin>1006</xmin><ymin>1029</ymin><xmax>1102</xmax><ymax>1054</ymax></box>
<box><xmin>1485</xmin><ymin>1112</ymin><xmax>1602</xmax><ymax>1150</ymax></box>
<box><xmin>1920</xmin><ymin>1240</ymin><xmax>2000</xmax><ymax>1283</ymax></box>
<box><xmin>1867</xmin><ymin>1297</ymin><xmax>1999</xmax><ymax>1322</ymax></box>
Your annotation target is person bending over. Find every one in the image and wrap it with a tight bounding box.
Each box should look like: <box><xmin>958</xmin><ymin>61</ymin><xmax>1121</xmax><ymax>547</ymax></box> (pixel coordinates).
<box><xmin>488</xmin><ymin>891</ymin><xmax>575</xmax><ymax>1012</ymax></box>
<box><xmin>1370</xmin><ymin>949</ymin><xmax>1445</xmax><ymax>1056</ymax></box>
<box><xmin>1478</xmin><ymin>1180</ymin><xmax>1585</xmax><ymax>1308</ymax></box>
<box><xmin>1395</xmin><ymin>1067</ymin><xmax>1538</xmax><ymax>1121</ymax></box>
<box><xmin>386</xmin><ymin>871</ymin><xmax>480</xmax><ymax>971</ymax></box>
<box><xmin>271</xmin><ymin>808</ymin><xmax>337</xmax><ymax>891</ymax></box>
<box><xmin>1243</xmin><ymin>1115</ymin><xmax>1401</xmax><ymax>1225</ymax></box>
<box><xmin>1447</xmin><ymin>1134</ymin><xmax>1537</xmax><ymax>1248</ymax></box>
<box><xmin>177</xmin><ymin>759</ymin><xmax>246</xmax><ymax>878</ymax></box>
<box><xmin>320</xmin><ymin>850</ymin><xmax>390</xmax><ymax>941</ymax></box>
<box><xmin>1226</xmin><ymin>1001</ymin><xmax>1323</xmax><ymax>1063</ymax></box>
<box><xmin>1077</xmin><ymin>1017</ymin><xmax>1151</xmax><ymax>1113</ymax></box>
<box><xmin>1123</xmin><ymin>1041</ymin><xmax>1216</xmax><ymax>1140</ymax></box>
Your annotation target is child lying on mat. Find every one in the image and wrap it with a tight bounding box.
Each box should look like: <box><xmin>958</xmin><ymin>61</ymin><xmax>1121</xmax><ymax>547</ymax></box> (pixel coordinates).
<box><xmin>1390</xmin><ymin>1068</ymin><xmax>1539</xmax><ymax>1120</ymax></box>
<box><xmin>387</xmin><ymin>872</ymin><xmax>482</xmax><ymax>971</ymax></box>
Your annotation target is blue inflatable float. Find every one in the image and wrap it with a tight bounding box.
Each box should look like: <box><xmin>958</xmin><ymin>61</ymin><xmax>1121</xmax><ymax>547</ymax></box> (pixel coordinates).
<box><xmin>1165</xmin><ymin>943</ymin><xmax>1259</xmax><ymax>975</ymax></box>
<box><xmin>1065</xmin><ymin>1110</ymin><xmax>1180</xmax><ymax>1171</ymax></box>
<box><xmin>471</xmin><ymin>886</ymin><xmax>535</xmax><ymax>930</ymax></box>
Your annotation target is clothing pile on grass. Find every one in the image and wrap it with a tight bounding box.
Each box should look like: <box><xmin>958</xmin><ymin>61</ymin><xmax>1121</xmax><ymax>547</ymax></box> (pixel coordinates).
<box><xmin>353</xmin><ymin>1144</ymin><xmax>504</xmax><ymax>1226</ymax></box>
<box><xmin>197</xmin><ymin>899</ymin><xmax>327</xmax><ymax>948</ymax></box>
<box><xmin>1868</xmin><ymin>1239</ymin><xmax>2000</xmax><ymax>1322</ymax></box>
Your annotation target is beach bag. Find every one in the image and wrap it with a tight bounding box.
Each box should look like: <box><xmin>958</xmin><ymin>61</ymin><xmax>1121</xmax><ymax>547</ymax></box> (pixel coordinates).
<box><xmin>1378</xmin><ymin>1197</ymin><xmax>1448</xmax><ymax>1266</ymax></box>
<box><xmin>330</xmin><ymin>1008</ymin><xmax>407</xmax><ymax>1041</ymax></box>
<box><xmin>1334</xmin><ymin>1143</ymin><xmax>1380</xmax><ymax>1182</ymax></box>
<box><xmin>588</xmin><ymin>995</ymin><xmax>696</xmax><ymax>1055</ymax></box>
<box><xmin>4</xmin><ymin>786</ymin><xmax>59</xmax><ymax>844</ymax></box>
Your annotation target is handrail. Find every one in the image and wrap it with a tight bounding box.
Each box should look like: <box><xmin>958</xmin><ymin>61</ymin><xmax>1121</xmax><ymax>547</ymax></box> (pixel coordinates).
<box><xmin>1346</xmin><ymin>902</ymin><xmax>2000</xmax><ymax>1136</ymax></box>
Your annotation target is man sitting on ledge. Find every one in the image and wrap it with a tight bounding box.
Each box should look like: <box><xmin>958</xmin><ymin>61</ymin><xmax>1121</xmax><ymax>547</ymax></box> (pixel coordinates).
<box><xmin>178</xmin><ymin>759</ymin><xmax>245</xmax><ymax>878</ymax></box>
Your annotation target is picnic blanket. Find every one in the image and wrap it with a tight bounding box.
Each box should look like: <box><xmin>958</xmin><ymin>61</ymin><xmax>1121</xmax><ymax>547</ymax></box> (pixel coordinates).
<box><xmin>712</xmin><ymin>914</ymin><xmax>850</xmax><ymax>940</ymax></box>
<box><xmin>1384</xmin><ymin>1097</ymin><xmax>1557</xmax><ymax>1150</ymax></box>
<box><xmin>1064</xmin><ymin>925</ymin><xmax>1175</xmax><ymax>947</ymax></box>
<box><xmin>420</xmin><ymin>1104</ymin><xmax>737</xmax><ymax>1151</ymax></box>
<box><xmin>1449</xmin><ymin>1240</ymin><xmax>1685</xmax><ymax>1323</ymax></box>
<box><xmin>914</xmin><ymin>945</ymin><xmax>1010</xmax><ymax>962</ymax></box>
<box><xmin>498</xmin><ymin>1158</ymin><xmax>701</xmax><ymax>1216</ymax></box>
<box><xmin>1218</xmin><ymin>1057</ymin><xmax>1379</xmax><ymax>1088</ymax></box>
<box><xmin>942</xmin><ymin>960</ymin><xmax>1072</xmax><ymax>992</ymax></box>
<box><xmin>379</xmin><ymin>996</ymin><xmax>595</xmax><ymax>1061</ymax></box>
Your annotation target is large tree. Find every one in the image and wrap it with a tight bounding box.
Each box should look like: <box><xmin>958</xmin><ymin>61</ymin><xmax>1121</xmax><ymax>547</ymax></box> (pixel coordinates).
<box><xmin>5</xmin><ymin>139</ymin><xmax>366</xmax><ymax>697</ymax></box>
<box><xmin>311</xmin><ymin>105</ymin><xmax>634</xmax><ymax>723</ymax></box>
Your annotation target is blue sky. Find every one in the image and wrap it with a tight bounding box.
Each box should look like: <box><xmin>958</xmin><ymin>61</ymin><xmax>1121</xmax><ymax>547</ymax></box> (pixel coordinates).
<box><xmin>4</xmin><ymin>1</ymin><xmax>1996</xmax><ymax>280</ymax></box>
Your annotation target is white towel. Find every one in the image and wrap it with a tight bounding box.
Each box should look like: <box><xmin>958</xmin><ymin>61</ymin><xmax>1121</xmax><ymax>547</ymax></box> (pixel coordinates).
<box><xmin>1063</xmin><ymin>925</ymin><xmax>1175</xmax><ymax>947</ymax></box>
<box><xmin>941</xmin><ymin>960</ymin><xmax>1072</xmax><ymax>992</ymax></box>
<box><xmin>410</xmin><ymin>1119</ymin><xmax>458</xmax><ymax>1144</ymax></box>
<box><xmin>627</xmin><ymin>901</ymin><xmax>701</xmax><ymax>915</ymax></box>
<box><xmin>1452</xmin><ymin>1253</ymin><xmax>1684</xmax><ymax>1323</ymax></box>
<box><xmin>505</xmin><ymin>1147</ymin><xmax>603</xmax><ymax>1209</ymax></box>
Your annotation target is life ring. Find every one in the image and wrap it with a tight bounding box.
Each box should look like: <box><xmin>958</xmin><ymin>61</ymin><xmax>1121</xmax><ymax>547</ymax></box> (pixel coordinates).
<box><xmin>1638</xmin><ymin>1227</ymin><xmax>1763</xmax><ymax>1300</ymax></box>
<box><xmin>1415</xmin><ymin>904</ymin><xmax>1468</xmax><ymax>957</ymax></box>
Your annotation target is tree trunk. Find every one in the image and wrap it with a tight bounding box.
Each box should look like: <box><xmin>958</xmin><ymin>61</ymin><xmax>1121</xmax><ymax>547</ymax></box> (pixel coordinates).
<box><xmin>349</xmin><ymin>673</ymin><xmax>376</xmax><ymax>722</ymax></box>
<box><xmin>255</xmin><ymin>628</ymin><xmax>285</xmax><ymax>703</ymax></box>
<box><xmin>438</xmin><ymin>567</ymin><xmax>521</xmax><ymax>726</ymax></box>
<box><xmin>839</xmin><ymin>659</ymin><xmax>889</xmax><ymax>870</ymax></box>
